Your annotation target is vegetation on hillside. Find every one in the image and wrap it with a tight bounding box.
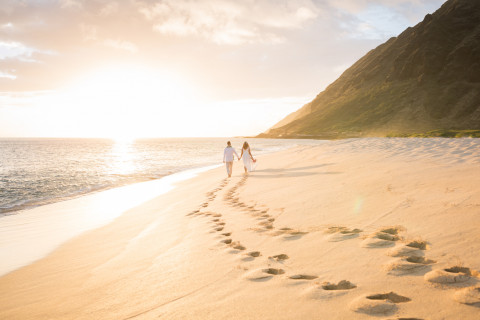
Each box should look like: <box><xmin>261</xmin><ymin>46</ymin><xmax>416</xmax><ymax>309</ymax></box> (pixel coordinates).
<box><xmin>261</xmin><ymin>0</ymin><xmax>480</xmax><ymax>139</ymax></box>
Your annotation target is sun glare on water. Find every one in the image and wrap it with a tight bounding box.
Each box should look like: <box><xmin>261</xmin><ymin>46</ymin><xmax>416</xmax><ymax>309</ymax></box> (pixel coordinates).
<box><xmin>59</xmin><ymin>65</ymin><xmax>194</xmax><ymax>140</ymax></box>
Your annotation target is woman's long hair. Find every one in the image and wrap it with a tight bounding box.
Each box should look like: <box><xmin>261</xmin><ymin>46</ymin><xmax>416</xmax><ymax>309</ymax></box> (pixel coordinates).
<box><xmin>242</xmin><ymin>141</ymin><xmax>249</xmax><ymax>150</ymax></box>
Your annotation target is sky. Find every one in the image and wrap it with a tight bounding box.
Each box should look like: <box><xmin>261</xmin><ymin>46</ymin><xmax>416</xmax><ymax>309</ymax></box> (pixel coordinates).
<box><xmin>0</xmin><ymin>0</ymin><xmax>446</xmax><ymax>139</ymax></box>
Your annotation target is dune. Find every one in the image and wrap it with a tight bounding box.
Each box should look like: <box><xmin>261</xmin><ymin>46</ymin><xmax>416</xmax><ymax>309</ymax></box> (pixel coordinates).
<box><xmin>1</xmin><ymin>137</ymin><xmax>479</xmax><ymax>319</ymax></box>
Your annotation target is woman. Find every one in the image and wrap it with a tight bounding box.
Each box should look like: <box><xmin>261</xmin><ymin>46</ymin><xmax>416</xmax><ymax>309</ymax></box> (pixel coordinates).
<box><xmin>240</xmin><ymin>141</ymin><xmax>256</xmax><ymax>173</ymax></box>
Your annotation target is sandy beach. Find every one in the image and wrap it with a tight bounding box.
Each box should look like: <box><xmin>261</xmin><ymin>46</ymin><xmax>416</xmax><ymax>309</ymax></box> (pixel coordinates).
<box><xmin>1</xmin><ymin>138</ymin><xmax>479</xmax><ymax>319</ymax></box>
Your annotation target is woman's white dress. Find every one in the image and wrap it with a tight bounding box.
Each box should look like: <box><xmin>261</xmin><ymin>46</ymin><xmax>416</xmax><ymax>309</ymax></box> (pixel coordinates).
<box><xmin>242</xmin><ymin>148</ymin><xmax>255</xmax><ymax>172</ymax></box>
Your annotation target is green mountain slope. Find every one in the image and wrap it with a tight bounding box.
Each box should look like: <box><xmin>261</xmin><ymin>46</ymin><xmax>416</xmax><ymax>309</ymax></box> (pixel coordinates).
<box><xmin>260</xmin><ymin>0</ymin><xmax>480</xmax><ymax>139</ymax></box>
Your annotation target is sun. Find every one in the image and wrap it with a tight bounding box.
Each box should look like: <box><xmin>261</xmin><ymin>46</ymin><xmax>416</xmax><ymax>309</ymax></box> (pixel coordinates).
<box><xmin>60</xmin><ymin>64</ymin><xmax>193</xmax><ymax>139</ymax></box>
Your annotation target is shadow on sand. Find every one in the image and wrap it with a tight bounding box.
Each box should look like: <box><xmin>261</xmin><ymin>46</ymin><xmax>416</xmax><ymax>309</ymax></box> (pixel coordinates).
<box><xmin>250</xmin><ymin>163</ymin><xmax>341</xmax><ymax>178</ymax></box>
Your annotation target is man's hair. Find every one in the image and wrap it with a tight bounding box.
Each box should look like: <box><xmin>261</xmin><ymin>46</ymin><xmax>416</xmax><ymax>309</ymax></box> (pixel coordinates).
<box><xmin>227</xmin><ymin>141</ymin><xmax>231</xmax><ymax>146</ymax></box>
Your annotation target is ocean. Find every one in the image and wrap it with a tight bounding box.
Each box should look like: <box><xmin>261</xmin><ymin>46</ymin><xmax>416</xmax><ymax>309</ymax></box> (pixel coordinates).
<box><xmin>0</xmin><ymin>137</ymin><xmax>323</xmax><ymax>215</ymax></box>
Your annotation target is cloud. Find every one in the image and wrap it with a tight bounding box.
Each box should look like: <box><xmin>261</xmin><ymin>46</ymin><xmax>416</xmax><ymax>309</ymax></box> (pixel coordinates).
<box><xmin>137</xmin><ymin>0</ymin><xmax>320</xmax><ymax>44</ymax></box>
<box><xmin>100</xmin><ymin>2</ymin><xmax>119</xmax><ymax>16</ymax></box>
<box><xmin>0</xmin><ymin>41</ymin><xmax>52</xmax><ymax>62</ymax></box>
<box><xmin>0</xmin><ymin>71</ymin><xmax>16</xmax><ymax>79</ymax></box>
<box><xmin>59</xmin><ymin>0</ymin><xmax>83</xmax><ymax>10</ymax></box>
<box><xmin>0</xmin><ymin>0</ymin><xmax>446</xmax><ymax>97</ymax></box>
<box><xmin>103</xmin><ymin>39</ymin><xmax>138</xmax><ymax>53</ymax></box>
<box><xmin>1</xmin><ymin>23</ymin><xmax>14</xmax><ymax>30</ymax></box>
<box><xmin>80</xmin><ymin>24</ymin><xmax>98</xmax><ymax>42</ymax></box>
<box><xmin>329</xmin><ymin>0</ymin><xmax>446</xmax><ymax>40</ymax></box>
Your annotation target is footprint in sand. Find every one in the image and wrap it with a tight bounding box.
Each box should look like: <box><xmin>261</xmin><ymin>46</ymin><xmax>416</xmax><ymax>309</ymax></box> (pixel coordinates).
<box><xmin>264</xmin><ymin>268</ymin><xmax>285</xmax><ymax>275</ymax></box>
<box><xmin>241</xmin><ymin>251</ymin><xmax>262</xmax><ymax>262</ymax></box>
<box><xmin>229</xmin><ymin>241</ymin><xmax>246</xmax><ymax>251</ymax></box>
<box><xmin>424</xmin><ymin>266</ymin><xmax>474</xmax><ymax>284</ymax></box>
<box><xmin>284</xmin><ymin>230</ymin><xmax>308</xmax><ymax>240</ymax></box>
<box><xmin>186</xmin><ymin>209</ymin><xmax>200</xmax><ymax>216</ymax></box>
<box><xmin>304</xmin><ymin>280</ymin><xmax>356</xmax><ymax>300</ymax></box>
<box><xmin>384</xmin><ymin>256</ymin><xmax>436</xmax><ymax>275</ymax></box>
<box><xmin>221</xmin><ymin>239</ymin><xmax>232</xmax><ymax>244</ymax></box>
<box><xmin>350</xmin><ymin>292</ymin><xmax>411</xmax><ymax>315</ymax></box>
<box><xmin>387</xmin><ymin>240</ymin><xmax>428</xmax><ymax>258</ymax></box>
<box><xmin>214</xmin><ymin>227</ymin><xmax>224</xmax><ymax>232</ymax></box>
<box><xmin>246</xmin><ymin>268</ymin><xmax>285</xmax><ymax>281</ymax></box>
<box><xmin>454</xmin><ymin>286</ymin><xmax>480</xmax><ymax>305</ymax></box>
<box><xmin>221</xmin><ymin>232</ymin><xmax>231</xmax><ymax>237</ymax></box>
<box><xmin>405</xmin><ymin>240</ymin><xmax>428</xmax><ymax>250</ymax></box>
<box><xmin>272</xmin><ymin>228</ymin><xmax>308</xmax><ymax>240</ymax></box>
<box><xmin>269</xmin><ymin>254</ymin><xmax>289</xmax><ymax>261</ymax></box>
<box><xmin>325</xmin><ymin>226</ymin><xmax>362</xmax><ymax>242</ymax></box>
<box><xmin>258</xmin><ymin>221</ymin><xmax>274</xmax><ymax>230</ymax></box>
<box><xmin>361</xmin><ymin>226</ymin><xmax>404</xmax><ymax>248</ymax></box>
<box><xmin>289</xmin><ymin>274</ymin><xmax>318</xmax><ymax>280</ymax></box>
<box><xmin>322</xmin><ymin>280</ymin><xmax>357</xmax><ymax>290</ymax></box>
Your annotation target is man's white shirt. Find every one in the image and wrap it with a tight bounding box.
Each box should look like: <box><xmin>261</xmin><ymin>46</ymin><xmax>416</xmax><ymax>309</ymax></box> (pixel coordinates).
<box><xmin>223</xmin><ymin>146</ymin><xmax>239</xmax><ymax>162</ymax></box>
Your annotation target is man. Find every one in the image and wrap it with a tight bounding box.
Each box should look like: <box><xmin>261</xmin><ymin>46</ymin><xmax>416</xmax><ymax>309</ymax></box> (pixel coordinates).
<box><xmin>223</xmin><ymin>141</ymin><xmax>239</xmax><ymax>178</ymax></box>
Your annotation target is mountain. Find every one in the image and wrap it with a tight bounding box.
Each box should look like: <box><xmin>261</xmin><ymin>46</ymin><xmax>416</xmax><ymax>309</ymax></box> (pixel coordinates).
<box><xmin>260</xmin><ymin>0</ymin><xmax>480</xmax><ymax>139</ymax></box>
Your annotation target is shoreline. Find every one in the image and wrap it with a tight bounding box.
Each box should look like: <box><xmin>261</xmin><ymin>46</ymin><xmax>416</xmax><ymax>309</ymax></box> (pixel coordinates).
<box><xmin>0</xmin><ymin>163</ymin><xmax>221</xmax><ymax>277</ymax></box>
<box><xmin>0</xmin><ymin>163</ymin><xmax>221</xmax><ymax>217</ymax></box>
<box><xmin>0</xmin><ymin>137</ymin><xmax>322</xmax><ymax>216</ymax></box>
<box><xmin>1</xmin><ymin>138</ymin><xmax>479</xmax><ymax>319</ymax></box>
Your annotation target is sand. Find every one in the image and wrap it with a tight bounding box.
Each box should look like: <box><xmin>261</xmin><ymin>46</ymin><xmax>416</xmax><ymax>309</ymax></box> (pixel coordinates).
<box><xmin>1</xmin><ymin>138</ymin><xmax>479</xmax><ymax>319</ymax></box>
<box><xmin>0</xmin><ymin>165</ymin><xmax>220</xmax><ymax>277</ymax></box>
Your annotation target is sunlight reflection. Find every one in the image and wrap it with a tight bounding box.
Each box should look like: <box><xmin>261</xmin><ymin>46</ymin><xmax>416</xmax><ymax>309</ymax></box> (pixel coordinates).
<box><xmin>354</xmin><ymin>196</ymin><xmax>364</xmax><ymax>215</ymax></box>
<box><xmin>109</xmin><ymin>139</ymin><xmax>137</xmax><ymax>176</ymax></box>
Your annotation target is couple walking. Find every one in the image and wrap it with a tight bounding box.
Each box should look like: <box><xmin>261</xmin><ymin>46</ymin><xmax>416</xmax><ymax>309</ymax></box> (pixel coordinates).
<box><xmin>223</xmin><ymin>141</ymin><xmax>256</xmax><ymax>178</ymax></box>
